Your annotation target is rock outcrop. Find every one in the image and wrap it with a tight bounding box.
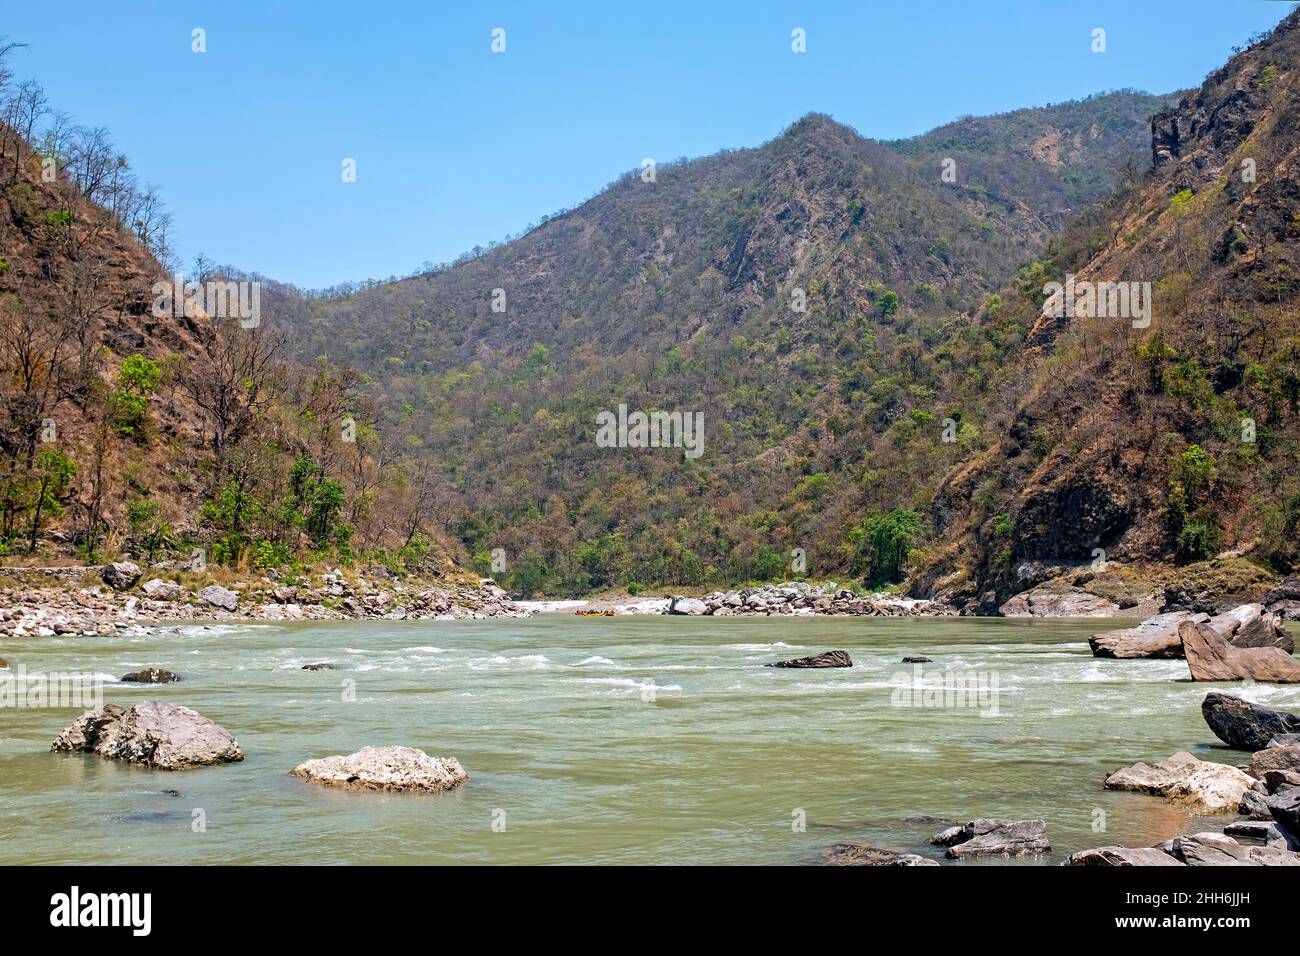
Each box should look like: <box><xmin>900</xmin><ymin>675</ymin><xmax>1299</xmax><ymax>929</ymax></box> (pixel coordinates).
<box><xmin>765</xmin><ymin>650</ymin><xmax>852</xmax><ymax>669</ymax></box>
<box><xmin>1103</xmin><ymin>751</ymin><xmax>1253</xmax><ymax>813</ymax></box>
<box><xmin>1202</xmin><ymin>693</ymin><xmax>1300</xmax><ymax>751</ymax></box>
<box><xmin>929</xmin><ymin>818</ymin><xmax>1050</xmax><ymax>857</ymax></box>
<box><xmin>51</xmin><ymin>702</ymin><xmax>243</xmax><ymax>769</ymax></box>
<box><xmin>290</xmin><ymin>746</ymin><xmax>468</xmax><ymax>793</ymax></box>
<box><xmin>999</xmin><ymin>589</ymin><xmax>1120</xmax><ymax>617</ymax></box>
<box><xmin>1180</xmin><ymin>621</ymin><xmax>1300</xmax><ymax>683</ymax></box>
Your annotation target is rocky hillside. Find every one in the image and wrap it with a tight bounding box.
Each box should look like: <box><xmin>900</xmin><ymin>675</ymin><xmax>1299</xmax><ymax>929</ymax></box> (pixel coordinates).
<box><xmin>920</xmin><ymin>10</ymin><xmax>1300</xmax><ymax>611</ymax></box>
<box><xmin>289</xmin><ymin>93</ymin><xmax>1175</xmax><ymax>596</ymax></box>
<box><xmin>0</xmin><ymin>54</ymin><xmax>463</xmax><ymax>573</ymax></box>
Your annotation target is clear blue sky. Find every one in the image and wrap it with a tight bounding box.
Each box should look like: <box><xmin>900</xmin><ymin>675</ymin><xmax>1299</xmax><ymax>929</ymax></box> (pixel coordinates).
<box><xmin>5</xmin><ymin>0</ymin><xmax>1294</xmax><ymax>288</ymax></box>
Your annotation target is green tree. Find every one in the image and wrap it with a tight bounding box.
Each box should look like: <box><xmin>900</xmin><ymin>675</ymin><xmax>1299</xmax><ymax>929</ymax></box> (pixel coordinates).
<box><xmin>848</xmin><ymin>509</ymin><xmax>923</xmax><ymax>586</ymax></box>
<box><xmin>26</xmin><ymin>448</ymin><xmax>76</xmax><ymax>553</ymax></box>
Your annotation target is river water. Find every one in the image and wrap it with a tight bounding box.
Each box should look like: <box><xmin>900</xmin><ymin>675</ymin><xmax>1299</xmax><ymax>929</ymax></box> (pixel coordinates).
<box><xmin>3</xmin><ymin>614</ymin><xmax>1295</xmax><ymax>865</ymax></box>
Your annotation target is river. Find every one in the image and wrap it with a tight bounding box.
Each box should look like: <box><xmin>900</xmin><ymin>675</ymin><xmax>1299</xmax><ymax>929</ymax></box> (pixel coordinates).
<box><xmin>4</xmin><ymin>614</ymin><xmax>1295</xmax><ymax>864</ymax></box>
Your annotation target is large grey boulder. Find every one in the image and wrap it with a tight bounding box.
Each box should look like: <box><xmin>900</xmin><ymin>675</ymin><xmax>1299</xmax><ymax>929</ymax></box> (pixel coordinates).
<box><xmin>290</xmin><ymin>746</ymin><xmax>468</xmax><ymax>793</ymax></box>
<box><xmin>51</xmin><ymin>702</ymin><xmax>243</xmax><ymax>770</ymax></box>
<box><xmin>1064</xmin><ymin>846</ymin><xmax>1184</xmax><ymax>866</ymax></box>
<box><xmin>1168</xmin><ymin>832</ymin><xmax>1300</xmax><ymax>866</ymax></box>
<box><xmin>1207</xmin><ymin>603</ymin><xmax>1294</xmax><ymax>652</ymax></box>
<box><xmin>818</xmin><ymin>844</ymin><xmax>939</xmax><ymax>866</ymax></box>
<box><xmin>1103</xmin><ymin>751</ymin><xmax>1253</xmax><ymax>813</ymax></box>
<box><xmin>667</xmin><ymin>596</ymin><xmax>708</xmax><ymax>615</ymax></box>
<box><xmin>765</xmin><ymin>650</ymin><xmax>852</xmax><ymax>668</ymax></box>
<box><xmin>929</xmin><ymin>818</ymin><xmax>1049</xmax><ymax>858</ymax></box>
<box><xmin>1201</xmin><ymin>692</ymin><xmax>1300</xmax><ymax>751</ymax></box>
<box><xmin>1180</xmin><ymin>621</ymin><xmax>1300</xmax><ymax>683</ymax></box>
<box><xmin>141</xmin><ymin>578</ymin><xmax>181</xmax><ymax>601</ymax></box>
<box><xmin>197</xmin><ymin>585</ymin><xmax>239</xmax><ymax>611</ymax></box>
<box><xmin>1089</xmin><ymin>611</ymin><xmax>1206</xmax><ymax>659</ymax></box>
<box><xmin>101</xmin><ymin>562</ymin><xmax>142</xmax><ymax>592</ymax></box>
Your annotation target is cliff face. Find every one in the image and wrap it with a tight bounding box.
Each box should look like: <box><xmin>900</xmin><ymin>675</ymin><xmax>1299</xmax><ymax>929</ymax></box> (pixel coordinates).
<box><xmin>921</xmin><ymin>11</ymin><xmax>1300</xmax><ymax>610</ymax></box>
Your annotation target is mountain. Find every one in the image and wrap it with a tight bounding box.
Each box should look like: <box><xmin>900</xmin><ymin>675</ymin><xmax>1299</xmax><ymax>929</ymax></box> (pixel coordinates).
<box><xmin>918</xmin><ymin>9</ymin><xmax>1300</xmax><ymax>610</ymax></box>
<box><xmin>288</xmin><ymin>92</ymin><xmax>1175</xmax><ymax>595</ymax></box>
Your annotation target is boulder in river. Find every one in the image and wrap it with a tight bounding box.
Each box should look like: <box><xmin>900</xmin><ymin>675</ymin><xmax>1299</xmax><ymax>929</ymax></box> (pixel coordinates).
<box><xmin>1064</xmin><ymin>846</ymin><xmax>1185</xmax><ymax>866</ymax></box>
<box><xmin>101</xmin><ymin>561</ymin><xmax>142</xmax><ymax>592</ymax></box>
<box><xmin>929</xmin><ymin>818</ymin><xmax>1050</xmax><ymax>857</ymax></box>
<box><xmin>51</xmin><ymin>701</ymin><xmax>243</xmax><ymax>770</ymax></box>
<box><xmin>197</xmin><ymin>585</ymin><xmax>239</xmax><ymax>611</ymax></box>
<box><xmin>1207</xmin><ymin>603</ymin><xmax>1294</xmax><ymax>652</ymax></box>
<box><xmin>1104</xmin><ymin>751</ymin><xmax>1253</xmax><ymax>813</ymax></box>
<box><xmin>1201</xmin><ymin>692</ymin><xmax>1300</xmax><ymax>751</ymax></box>
<box><xmin>818</xmin><ymin>844</ymin><xmax>939</xmax><ymax>866</ymax></box>
<box><xmin>765</xmin><ymin>650</ymin><xmax>852</xmax><ymax>668</ymax></box>
<box><xmin>302</xmin><ymin>662</ymin><xmax>335</xmax><ymax>671</ymax></box>
<box><xmin>120</xmin><ymin>667</ymin><xmax>181</xmax><ymax>684</ymax></box>
<box><xmin>290</xmin><ymin>746</ymin><xmax>468</xmax><ymax>793</ymax></box>
<box><xmin>902</xmin><ymin>655</ymin><xmax>932</xmax><ymax>663</ymax></box>
<box><xmin>1180</xmin><ymin>621</ymin><xmax>1300</xmax><ymax>683</ymax></box>
<box><xmin>1088</xmin><ymin>611</ymin><xmax>1207</xmax><ymax>659</ymax></box>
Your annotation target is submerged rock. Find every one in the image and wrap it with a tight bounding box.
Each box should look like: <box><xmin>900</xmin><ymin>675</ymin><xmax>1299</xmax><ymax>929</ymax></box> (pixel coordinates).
<box><xmin>302</xmin><ymin>662</ymin><xmax>335</xmax><ymax>671</ymax></box>
<box><xmin>51</xmin><ymin>701</ymin><xmax>243</xmax><ymax>770</ymax></box>
<box><xmin>290</xmin><ymin>746</ymin><xmax>468</xmax><ymax>793</ymax></box>
<box><xmin>765</xmin><ymin>650</ymin><xmax>852</xmax><ymax>669</ymax></box>
<box><xmin>1104</xmin><ymin>751</ymin><xmax>1252</xmax><ymax>813</ymax></box>
<box><xmin>818</xmin><ymin>844</ymin><xmax>939</xmax><ymax>866</ymax></box>
<box><xmin>1202</xmin><ymin>692</ymin><xmax>1300</xmax><ymax>751</ymax></box>
<box><xmin>929</xmin><ymin>818</ymin><xmax>1050</xmax><ymax>858</ymax></box>
<box><xmin>120</xmin><ymin>667</ymin><xmax>181</xmax><ymax>684</ymax></box>
<box><xmin>1180</xmin><ymin>621</ymin><xmax>1300</xmax><ymax>683</ymax></box>
<box><xmin>901</xmin><ymin>655</ymin><xmax>933</xmax><ymax>663</ymax></box>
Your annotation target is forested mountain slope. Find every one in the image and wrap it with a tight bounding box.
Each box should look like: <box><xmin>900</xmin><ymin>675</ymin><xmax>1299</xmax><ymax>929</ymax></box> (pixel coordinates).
<box><xmin>290</xmin><ymin>93</ymin><xmax>1175</xmax><ymax>595</ymax></box>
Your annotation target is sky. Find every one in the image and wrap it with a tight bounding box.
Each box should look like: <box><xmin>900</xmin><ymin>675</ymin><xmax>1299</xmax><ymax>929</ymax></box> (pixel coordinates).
<box><xmin>4</xmin><ymin>0</ymin><xmax>1296</xmax><ymax>289</ymax></box>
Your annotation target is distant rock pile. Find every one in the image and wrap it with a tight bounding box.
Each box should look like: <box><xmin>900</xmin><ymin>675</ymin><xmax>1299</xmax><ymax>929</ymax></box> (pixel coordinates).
<box><xmin>666</xmin><ymin>582</ymin><xmax>952</xmax><ymax>617</ymax></box>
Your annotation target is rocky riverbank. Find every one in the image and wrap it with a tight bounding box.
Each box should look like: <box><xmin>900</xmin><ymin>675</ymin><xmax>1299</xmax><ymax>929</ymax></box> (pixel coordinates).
<box><xmin>0</xmin><ymin>562</ymin><xmax>531</xmax><ymax>637</ymax></box>
<box><xmin>665</xmin><ymin>582</ymin><xmax>954</xmax><ymax>617</ymax></box>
